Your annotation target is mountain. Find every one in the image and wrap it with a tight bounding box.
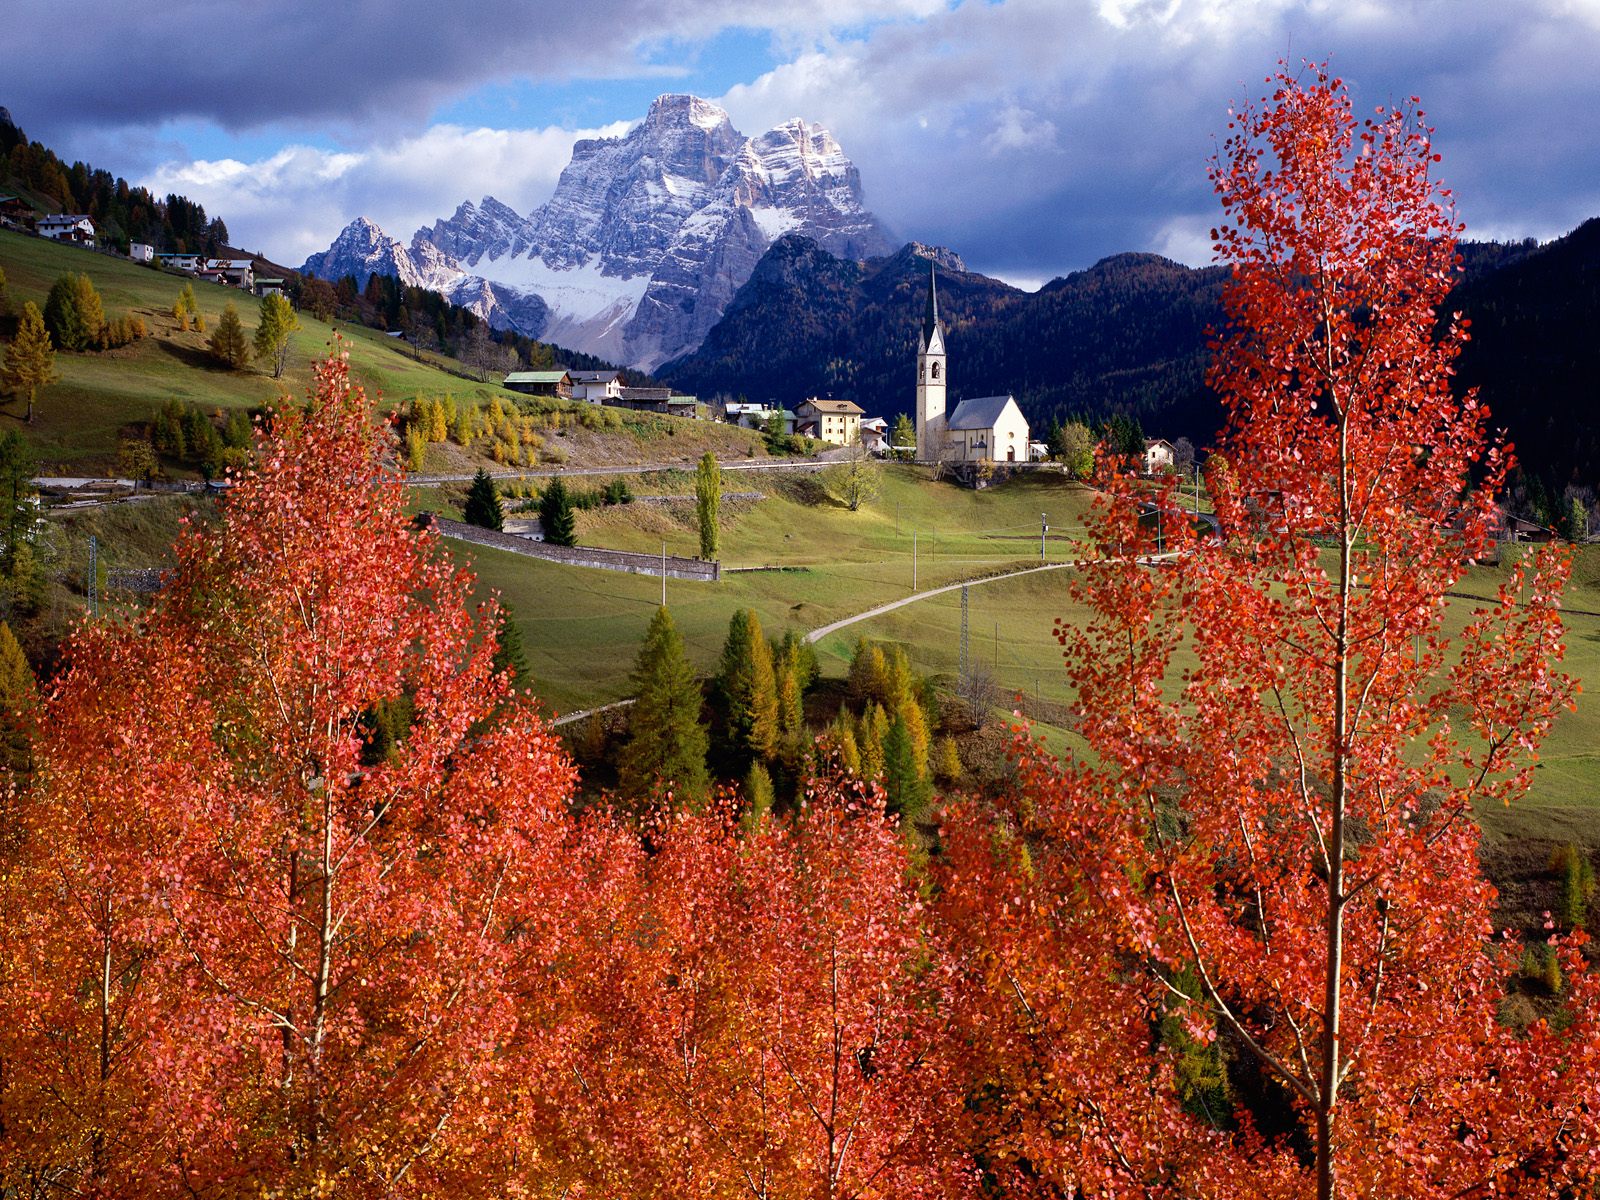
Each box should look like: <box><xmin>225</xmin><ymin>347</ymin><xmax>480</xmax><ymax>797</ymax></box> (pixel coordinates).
<box><xmin>301</xmin><ymin>94</ymin><xmax>894</xmax><ymax>370</ymax></box>
<box><xmin>658</xmin><ymin>225</ymin><xmax>1599</xmax><ymax>488</ymax></box>
<box><xmin>658</xmin><ymin>236</ymin><xmax>1228</xmax><ymax>440</ymax></box>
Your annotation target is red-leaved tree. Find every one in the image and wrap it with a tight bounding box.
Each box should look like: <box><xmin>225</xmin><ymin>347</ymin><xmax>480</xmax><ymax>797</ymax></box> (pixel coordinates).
<box><xmin>3</xmin><ymin>346</ymin><xmax>581</xmax><ymax>1198</ymax></box>
<box><xmin>948</xmin><ymin>64</ymin><xmax>1600</xmax><ymax>1199</ymax></box>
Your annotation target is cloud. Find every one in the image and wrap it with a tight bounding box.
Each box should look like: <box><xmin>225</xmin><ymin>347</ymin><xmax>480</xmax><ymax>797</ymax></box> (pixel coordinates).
<box><xmin>146</xmin><ymin>122</ymin><xmax>632</xmax><ymax>265</ymax></box>
<box><xmin>719</xmin><ymin>0</ymin><xmax>1600</xmax><ymax>281</ymax></box>
<box><xmin>0</xmin><ymin>0</ymin><xmax>940</xmax><ymax>138</ymax></box>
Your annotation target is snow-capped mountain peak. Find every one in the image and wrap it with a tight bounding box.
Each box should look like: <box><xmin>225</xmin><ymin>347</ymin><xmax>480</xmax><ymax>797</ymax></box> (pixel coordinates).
<box><xmin>302</xmin><ymin>95</ymin><xmax>893</xmax><ymax>369</ymax></box>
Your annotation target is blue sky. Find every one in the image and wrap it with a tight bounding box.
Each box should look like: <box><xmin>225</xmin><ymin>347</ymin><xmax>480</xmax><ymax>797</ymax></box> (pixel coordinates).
<box><xmin>6</xmin><ymin>1</ymin><xmax>1599</xmax><ymax>285</ymax></box>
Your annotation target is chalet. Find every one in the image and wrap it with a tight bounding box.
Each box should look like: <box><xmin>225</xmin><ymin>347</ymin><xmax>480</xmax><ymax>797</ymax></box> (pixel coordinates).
<box><xmin>568</xmin><ymin>369</ymin><xmax>623</xmax><ymax>403</ymax></box>
<box><xmin>158</xmin><ymin>253</ymin><xmax>205</xmax><ymax>273</ymax></box>
<box><xmin>206</xmin><ymin>258</ymin><xmax>255</xmax><ymax>289</ymax></box>
<box><xmin>38</xmin><ymin>214</ymin><xmax>95</xmax><ymax>244</ymax></box>
<box><xmin>795</xmin><ymin>397</ymin><xmax>864</xmax><ymax>447</ymax></box>
<box><xmin>503</xmin><ymin>370</ymin><xmax>573</xmax><ymax>399</ymax></box>
<box><xmin>1144</xmin><ymin>438</ymin><xmax>1176</xmax><ymax>474</ymax></box>
<box><xmin>254</xmin><ymin>278</ymin><xmax>285</xmax><ymax>297</ymax></box>
<box><xmin>0</xmin><ymin>195</ymin><xmax>32</xmax><ymax>226</ymax></box>
<box><xmin>129</xmin><ymin>242</ymin><xmax>155</xmax><ymax>264</ymax></box>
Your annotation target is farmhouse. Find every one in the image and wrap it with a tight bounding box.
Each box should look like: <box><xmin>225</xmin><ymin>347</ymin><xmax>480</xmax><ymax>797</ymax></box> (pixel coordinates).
<box><xmin>1144</xmin><ymin>438</ymin><xmax>1176</xmax><ymax>474</ymax></box>
<box><xmin>795</xmin><ymin>397</ymin><xmax>864</xmax><ymax>446</ymax></box>
<box><xmin>504</xmin><ymin>370</ymin><xmax>573</xmax><ymax>399</ymax></box>
<box><xmin>0</xmin><ymin>195</ymin><xmax>32</xmax><ymax>226</ymax></box>
<box><xmin>129</xmin><ymin>242</ymin><xmax>155</xmax><ymax>263</ymax></box>
<box><xmin>38</xmin><ymin>214</ymin><xmax>95</xmax><ymax>244</ymax></box>
<box><xmin>568</xmin><ymin>369</ymin><xmax>623</xmax><ymax>403</ymax></box>
<box><xmin>206</xmin><ymin>258</ymin><xmax>255</xmax><ymax>289</ymax></box>
<box><xmin>158</xmin><ymin>253</ymin><xmax>205</xmax><ymax>273</ymax></box>
<box><xmin>914</xmin><ymin>265</ymin><xmax>1031</xmax><ymax>464</ymax></box>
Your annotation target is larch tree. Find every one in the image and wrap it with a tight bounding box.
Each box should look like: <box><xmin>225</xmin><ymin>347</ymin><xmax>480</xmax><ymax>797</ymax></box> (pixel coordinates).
<box><xmin>7</xmin><ymin>344</ymin><xmax>583</xmax><ymax>1198</ymax></box>
<box><xmin>695</xmin><ymin>449</ymin><xmax>720</xmax><ymax>561</ymax></box>
<box><xmin>974</xmin><ymin>63</ymin><xmax>1600</xmax><ymax>1199</ymax></box>
<box><xmin>207</xmin><ymin>299</ymin><xmax>251</xmax><ymax>368</ymax></box>
<box><xmin>617</xmin><ymin>604</ymin><xmax>710</xmax><ymax>806</ymax></box>
<box><xmin>43</xmin><ymin>273</ymin><xmax>104</xmax><ymax>351</ymax></box>
<box><xmin>715</xmin><ymin>608</ymin><xmax>778</xmax><ymax>771</ymax></box>
<box><xmin>251</xmin><ymin>291</ymin><xmax>300</xmax><ymax>378</ymax></box>
<box><xmin>0</xmin><ymin>301</ymin><xmax>56</xmax><ymax>423</ymax></box>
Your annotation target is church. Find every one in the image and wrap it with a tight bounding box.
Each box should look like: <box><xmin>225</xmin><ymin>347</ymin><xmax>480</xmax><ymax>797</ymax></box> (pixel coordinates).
<box><xmin>914</xmin><ymin>265</ymin><xmax>1030</xmax><ymax>465</ymax></box>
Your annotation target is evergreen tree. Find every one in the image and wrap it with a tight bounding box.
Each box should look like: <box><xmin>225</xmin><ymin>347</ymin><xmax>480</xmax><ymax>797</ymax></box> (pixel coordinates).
<box><xmin>716</xmin><ymin>608</ymin><xmax>778</xmax><ymax>769</ymax></box>
<box><xmin>1</xmin><ymin>302</ymin><xmax>57</xmax><ymax>423</ymax></box>
<box><xmin>538</xmin><ymin>477</ymin><xmax>576</xmax><ymax>546</ymax></box>
<box><xmin>618</xmin><ymin>605</ymin><xmax>709</xmax><ymax>805</ymax></box>
<box><xmin>208</xmin><ymin>301</ymin><xmax>251</xmax><ymax>369</ymax></box>
<box><xmin>252</xmin><ymin>293</ymin><xmax>300</xmax><ymax>379</ymax></box>
<box><xmin>881</xmin><ymin>713</ymin><xmax>931</xmax><ymax>822</ymax></box>
<box><xmin>463</xmin><ymin>469</ymin><xmax>504</xmax><ymax>532</ymax></box>
<box><xmin>695</xmin><ymin>450</ymin><xmax>721</xmax><ymax>560</ymax></box>
<box><xmin>43</xmin><ymin>273</ymin><xmax>98</xmax><ymax>351</ymax></box>
<box><xmin>743</xmin><ymin>760</ymin><xmax>774</xmax><ymax>826</ymax></box>
<box><xmin>491</xmin><ymin>603</ymin><xmax>531</xmax><ymax>691</ymax></box>
<box><xmin>890</xmin><ymin>413</ymin><xmax>915</xmax><ymax>459</ymax></box>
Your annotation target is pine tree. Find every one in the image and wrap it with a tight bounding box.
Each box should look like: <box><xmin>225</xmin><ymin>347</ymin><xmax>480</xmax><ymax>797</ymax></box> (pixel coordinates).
<box><xmin>463</xmin><ymin>469</ymin><xmax>504</xmax><ymax>532</ymax></box>
<box><xmin>695</xmin><ymin>450</ymin><xmax>721</xmax><ymax>560</ymax></box>
<box><xmin>208</xmin><ymin>301</ymin><xmax>251</xmax><ymax>369</ymax></box>
<box><xmin>491</xmin><ymin>603</ymin><xmax>531</xmax><ymax>692</ymax></box>
<box><xmin>890</xmin><ymin>413</ymin><xmax>915</xmax><ymax>459</ymax></box>
<box><xmin>618</xmin><ymin>605</ymin><xmax>709</xmax><ymax>805</ymax></box>
<box><xmin>1</xmin><ymin>302</ymin><xmax>57</xmax><ymax>423</ymax></box>
<box><xmin>538</xmin><ymin>477</ymin><xmax>576</xmax><ymax>546</ymax></box>
<box><xmin>716</xmin><ymin>608</ymin><xmax>778</xmax><ymax>769</ymax></box>
<box><xmin>252</xmin><ymin>293</ymin><xmax>300</xmax><ymax>379</ymax></box>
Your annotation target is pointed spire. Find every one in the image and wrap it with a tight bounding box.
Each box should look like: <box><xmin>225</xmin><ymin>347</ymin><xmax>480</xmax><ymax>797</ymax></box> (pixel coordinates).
<box><xmin>921</xmin><ymin>260</ymin><xmax>942</xmax><ymax>350</ymax></box>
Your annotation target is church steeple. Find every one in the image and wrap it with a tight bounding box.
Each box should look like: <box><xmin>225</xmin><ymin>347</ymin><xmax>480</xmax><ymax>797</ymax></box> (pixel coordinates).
<box><xmin>920</xmin><ymin>262</ymin><xmax>945</xmax><ymax>355</ymax></box>
<box><xmin>915</xmin><ymin>258</ymin><xmax>947</xmax><ymax>460</ymax></box>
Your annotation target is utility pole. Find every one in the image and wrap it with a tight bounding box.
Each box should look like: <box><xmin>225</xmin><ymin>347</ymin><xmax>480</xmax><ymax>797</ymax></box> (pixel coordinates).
<box><xmin>661</xmin><ymin>540</ymin><xmax>667</xmax><ymax>607</ymax></box>
<box><xmin>87</xmin><ymin>535</ymin><xmax>98</xmax><ymax>618</ymax></box>
<box><xmin>994</xmin><ymin>621</ymin><xmax>999</xmax><ymax>671</ymax></box>
<box><xmin>912</xmin><ymin>530</ymin><xmax>918</xmax><ymax>592</ymax></box>
<box><xmin>1041</xmin><ymin>512</ymin><xmax>1048</xmax><ymax>560</ymax></box>
<box><xmin>960</xmin><ymin>585</ymin><xmax>969</xmax><ymax>681</ymax></box>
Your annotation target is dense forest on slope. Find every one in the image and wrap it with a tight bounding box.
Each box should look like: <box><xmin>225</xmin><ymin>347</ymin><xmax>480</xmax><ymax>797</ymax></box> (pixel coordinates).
<box><xmin>660</xmin><ymin>227</ymin><xmax>1595</xmax><ymax>491</ymax></box>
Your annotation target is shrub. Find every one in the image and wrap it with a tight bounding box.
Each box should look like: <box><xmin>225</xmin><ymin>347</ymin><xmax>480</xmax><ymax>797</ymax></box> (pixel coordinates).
<box><xmin>1521</xmin><ymin>942</ymin><xmax>1563</xmax><ymax>994</ymax></box>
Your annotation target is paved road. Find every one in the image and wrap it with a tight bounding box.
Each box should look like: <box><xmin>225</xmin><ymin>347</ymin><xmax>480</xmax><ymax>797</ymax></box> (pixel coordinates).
<box><xmin>802</xmin><ymin>561</ymin><xmax>1079</xmax><ymax>646</ymax></box>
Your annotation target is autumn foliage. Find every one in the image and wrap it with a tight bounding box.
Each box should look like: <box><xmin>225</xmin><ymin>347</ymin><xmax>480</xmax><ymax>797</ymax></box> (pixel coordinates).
<box><xmin>2</xmin><ymin>64</ymin><xmax>1598</xmax><ymax>1200</ymax></box>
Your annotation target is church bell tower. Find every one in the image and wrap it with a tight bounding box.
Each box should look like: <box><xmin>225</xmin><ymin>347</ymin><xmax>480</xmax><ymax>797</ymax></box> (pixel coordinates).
<box><xmin>915</xmin><ymin>261</ymin><xmax>946</xmax><ymax>462</ymax></box>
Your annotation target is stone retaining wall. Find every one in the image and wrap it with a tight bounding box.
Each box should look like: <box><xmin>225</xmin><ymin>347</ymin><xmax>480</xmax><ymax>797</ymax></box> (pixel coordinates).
<box><xmin>431</xmin><ymin>517</ymin><xmax>721</xmax><ymax>582</ymax></box>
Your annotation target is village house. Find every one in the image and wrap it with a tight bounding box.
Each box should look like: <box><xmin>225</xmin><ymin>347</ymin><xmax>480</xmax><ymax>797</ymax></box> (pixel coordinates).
<box><xmin>38</xmin><ymin>214</ymin><xmax>96</xmax><ymax>244</ymax></box>
<box><xmin>206</xmin><ymin>258</ymin><xmax>255</xmax><ymax>290</ymax></box>
<box><xmin>0</xmin><ymin>195</ymin><xmax>33</xmax><ymax>227</ymax></box>
<box><xmin>255</xmin><ymin>278</ymin><xmax>285</xmax><ymax>297</ymax></box>
<box><xmin>129</xmin><ymin>242</ymin><xmax>155</xmax><ymax>264</ymax></box>
<box><xmin>914</xmin><ymin>265</ymin><xmax>1031</xmax><ymax>465</ymax></box>
<box><xmin>503</xmin><ymin>370</ymin><xmax>573</xmax><ymax>399</ymax></box>
<box><xmin>568</xmin><ymin>369</ymin><xmax>624</xmax><ymax>403</ymax></box>
<box><xmin>859</xmin><ymin>416</ymin><xmax>889</xmax><ymax>454</ymax></box>
<box><xmin>795</xmin><ymin>397</ymin><xmax>864</xmax><ymax>446</ymax></box>
<box><xmin>157</xmin><ymin>252</ymin><xmax>205</xmax><ymax>273</ymax></box>
<box><xmin>1144</xmin><ymin>438</ymin><xmax>1176</xmax><ymax>474</ymax></box>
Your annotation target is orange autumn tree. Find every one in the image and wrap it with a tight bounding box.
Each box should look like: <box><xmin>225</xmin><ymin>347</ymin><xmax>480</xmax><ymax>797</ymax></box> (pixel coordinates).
<box><xmin>949</xmin><ymin>64</ymin><xmax>1599</xmax><ymax>1199</ymax></box>
<box><xmin>4</xmin><ymin>345</ymin><xmax>580</xmax><ymax>1198</ymax></box>
<box><xmin>519</xmin><ymin>776</ymin><xmax>970</xmax><ymax>1200</ymax></box>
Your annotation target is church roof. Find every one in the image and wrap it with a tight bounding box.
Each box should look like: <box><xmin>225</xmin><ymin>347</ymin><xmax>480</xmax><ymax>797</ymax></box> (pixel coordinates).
<box><xmin>921</xmin><ymin>262</ymin><xmax>943</xmax><ymax>351</ymax></box>
<box><xmin>947</xmin><ymin>394</ymin><xmax>1019</xmax><ymax>431</ymax></box>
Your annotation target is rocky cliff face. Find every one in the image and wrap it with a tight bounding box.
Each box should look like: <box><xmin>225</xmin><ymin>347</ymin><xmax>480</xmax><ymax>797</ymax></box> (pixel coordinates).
<box><xmin>301</xmin><ymin>94</ymin><xmax>894</xmax><ymax>369</ymax></box>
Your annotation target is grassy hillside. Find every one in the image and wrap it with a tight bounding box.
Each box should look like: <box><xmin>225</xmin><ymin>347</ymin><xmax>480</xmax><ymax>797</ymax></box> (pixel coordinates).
<box><xmin>0</xmin><ymin>229</ymin><xmax>765</xmax><ymax>472</ymax></box>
